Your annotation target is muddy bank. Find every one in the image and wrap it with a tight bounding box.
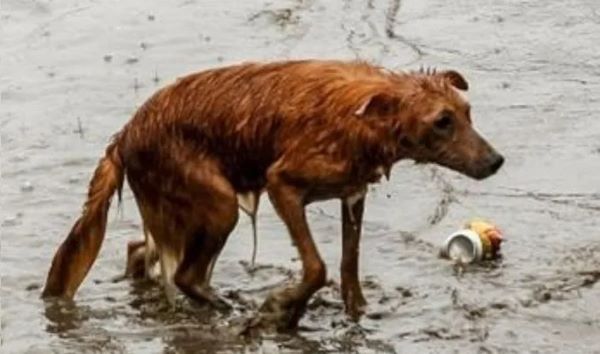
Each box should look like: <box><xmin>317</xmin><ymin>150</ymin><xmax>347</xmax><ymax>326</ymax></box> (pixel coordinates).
<box><xmin>2</xmin><ymin>0</ymin><xmax>600</xmax><ymax>353</ymax></box>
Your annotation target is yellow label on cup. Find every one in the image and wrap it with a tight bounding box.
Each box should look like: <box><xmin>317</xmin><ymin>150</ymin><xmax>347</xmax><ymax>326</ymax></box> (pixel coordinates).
<box><xmin>465</xmin><ymin>219</ymin><xmax>502</xmax><ymax>259</ymax></box>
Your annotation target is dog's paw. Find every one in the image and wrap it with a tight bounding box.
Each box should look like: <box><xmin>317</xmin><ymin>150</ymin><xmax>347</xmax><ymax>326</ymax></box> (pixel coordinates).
<box><xmin>202</xmin><ymin>291</ymin><xmax>233</xmax><ymax>312</ymax></box>
<box><xmin>345</xmin><ymin>300</ymin><xmax>367</xmax><ymax>322</ymax></box>
<box><xmin>342</xmin><ymin>286</ymin><xmax>368</xmax><ymax>322</ymax></box>
<box><xmin>255</xmin><ymin>287</ymin><xmax>307</xmax><ymax>331</ymax></box>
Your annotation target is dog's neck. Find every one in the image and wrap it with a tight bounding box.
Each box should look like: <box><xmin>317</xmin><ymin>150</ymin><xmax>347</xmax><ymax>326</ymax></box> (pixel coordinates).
<box><xmin>352</xmin><ymin>121</ymin><xmax>412</xmax><ymax>181</ymax></box>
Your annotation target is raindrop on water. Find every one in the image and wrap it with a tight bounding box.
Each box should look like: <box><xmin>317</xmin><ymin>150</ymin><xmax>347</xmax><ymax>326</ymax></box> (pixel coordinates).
<box><xmin>21</xmin><ymin>181</ymin><xmax>34</xmax><ymax>192</ymax></box>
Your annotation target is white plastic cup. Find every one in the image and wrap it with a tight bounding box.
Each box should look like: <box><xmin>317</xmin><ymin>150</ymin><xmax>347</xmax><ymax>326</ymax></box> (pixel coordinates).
<box><xmin>441</xmin><ymin>229</ymin><xmax>484</xmax><ymax>264</ymax></box>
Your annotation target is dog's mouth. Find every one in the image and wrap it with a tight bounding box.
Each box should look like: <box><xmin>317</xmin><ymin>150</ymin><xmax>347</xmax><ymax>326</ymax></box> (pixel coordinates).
<box><xmin>427</xmin><ymin>152</ymin><xmax>504</xmax><ymax>180</ymax></box>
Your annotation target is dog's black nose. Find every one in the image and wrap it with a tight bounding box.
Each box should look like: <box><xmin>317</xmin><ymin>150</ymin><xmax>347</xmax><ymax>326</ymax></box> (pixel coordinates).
<box><xmin>488</xmin><ymin>154</ymin><xmax>504</xmax><ymax>174</ymax></box>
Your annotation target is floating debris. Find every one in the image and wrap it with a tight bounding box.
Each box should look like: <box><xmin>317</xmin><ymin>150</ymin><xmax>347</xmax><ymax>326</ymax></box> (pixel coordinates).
<box><xmin>440</xmin><ymin>219</ymin><xmax>503</xmax><ymax>264</ymax></box>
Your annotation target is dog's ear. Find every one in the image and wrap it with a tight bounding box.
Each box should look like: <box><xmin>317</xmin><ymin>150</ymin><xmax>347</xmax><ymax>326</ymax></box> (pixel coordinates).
<box><xmin>355</xmin><ymin>93</ymin><xmax>400</xmax><ymax>117</ymax></box>
<box><xmin>438</xmin><ymin>70</ymin><xmax>469</xmax><ymax>91</ymax></box>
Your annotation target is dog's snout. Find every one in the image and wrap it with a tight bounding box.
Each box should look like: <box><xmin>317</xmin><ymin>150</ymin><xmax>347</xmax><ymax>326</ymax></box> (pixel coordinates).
<box><xmin>488</xmin><ymin>154</ymin><xmax>504</xmax><ymax>174</ymax></box>
<box><xmin>470</xmin><ymin>151</ymin><xmax>504</xmax><ymax>180</ymax></box>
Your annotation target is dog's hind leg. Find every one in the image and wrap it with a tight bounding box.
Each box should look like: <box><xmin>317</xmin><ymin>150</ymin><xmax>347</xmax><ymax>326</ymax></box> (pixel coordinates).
<box><xmin>202</xmin><ymin>189</ymin><xmax>255</xmax><ymax>285</ymax></box>
<box><xmin>126</xmin><ymin>149</ymin><xmax>238</xmax><ymax>309</ymax></box>
<box><xmin>172</xmin><ymin>162</ymin><xmax>239</xmax><ymax>310</ymax></box>
<box><xmin>158</xmin><ymin>246</ymin><xmax>179</xmax><ymax>304</ymax></box>
<box><xmin>124</xmin><ymin>226</ymin><xmax>160</xmax><ymax>281</ymax></box>
<box><xmin>143</xmin><ymin>226</ymin><xmax>161</xmax><ymax>281</ymax></box>
<box><xmin>125</xmin><ymin>239</ymin><xmax>147</xmax><ymax>279</ymax></box>
<box><xmin>127</xmin><ymin>196</ymin><xmax>181</xmax><ymax>304</ymax></box>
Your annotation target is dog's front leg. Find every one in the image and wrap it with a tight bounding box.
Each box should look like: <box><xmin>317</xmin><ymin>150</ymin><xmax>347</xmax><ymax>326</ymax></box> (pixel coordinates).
<box><xmin>341</xmin><ymin>188</ymin><xmax>367</xmax><ymax>320</ymax></box>
<box><xmin>258</xmin><ymin>173</ymin><xmax>326</xmax><ymax>330</ymax></box>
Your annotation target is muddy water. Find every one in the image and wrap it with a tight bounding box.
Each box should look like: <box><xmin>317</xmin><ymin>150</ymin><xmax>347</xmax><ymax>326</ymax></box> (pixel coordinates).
<box><xmin>2</xmin><ymin>0</ymin><xmax>600</xmax><ymax>352</ymax></box>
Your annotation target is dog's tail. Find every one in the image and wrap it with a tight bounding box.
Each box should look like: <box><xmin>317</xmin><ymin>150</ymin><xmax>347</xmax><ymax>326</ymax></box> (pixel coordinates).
<box><xmin>42</xmin><ymin>139</ymin><xmax>124</xmax><ymax>299</ymax></box>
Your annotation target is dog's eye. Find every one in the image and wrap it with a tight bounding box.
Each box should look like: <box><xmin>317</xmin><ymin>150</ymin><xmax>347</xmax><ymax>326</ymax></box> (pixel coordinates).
<box><xmin>433</xmin><ymin>113</ymin><xmax>453</xmax><ymax>132</ymax></box>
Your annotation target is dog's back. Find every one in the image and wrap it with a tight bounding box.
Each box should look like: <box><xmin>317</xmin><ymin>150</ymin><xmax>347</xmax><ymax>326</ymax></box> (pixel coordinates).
<box><xmin>118</xmin><ymin>60</ymin><xmax>397</xmax><ymax>193</ymax></box>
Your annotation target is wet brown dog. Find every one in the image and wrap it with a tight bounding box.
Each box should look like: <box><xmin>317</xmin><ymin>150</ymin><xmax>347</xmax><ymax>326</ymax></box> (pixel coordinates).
<box><xmin>42</xmin><ymin>59</ymin><xmax>503</xmax><ymax>329</ymax></box>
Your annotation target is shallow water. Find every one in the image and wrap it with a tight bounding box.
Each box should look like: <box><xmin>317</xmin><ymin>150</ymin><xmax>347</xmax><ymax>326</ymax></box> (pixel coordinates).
<box><xmin>2</xmin><ymin>0</ymin><xmax>600</xmax><ymax>353</ymax></box>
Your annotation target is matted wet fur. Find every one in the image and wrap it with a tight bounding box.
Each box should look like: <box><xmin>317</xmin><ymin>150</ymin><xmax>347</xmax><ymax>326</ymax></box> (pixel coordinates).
<box><xmin>42</xmin><ymin>59</ymin><xmax>503</xmax><ymax>330</ymax></box>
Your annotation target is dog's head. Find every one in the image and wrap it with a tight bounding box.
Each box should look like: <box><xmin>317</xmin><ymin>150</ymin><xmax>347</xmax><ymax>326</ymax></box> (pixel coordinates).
<box><xmin>355</xmin><ymin>69</ymin><xmax>503</xmax><ymax>180</ymax></box>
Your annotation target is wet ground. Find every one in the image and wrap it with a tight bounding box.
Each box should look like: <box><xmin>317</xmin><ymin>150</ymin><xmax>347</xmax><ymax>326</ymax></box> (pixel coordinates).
<box><xmin>2</xmin><ymin>0</ymin><xmax>600</xmax><ymax>352</ymax></box>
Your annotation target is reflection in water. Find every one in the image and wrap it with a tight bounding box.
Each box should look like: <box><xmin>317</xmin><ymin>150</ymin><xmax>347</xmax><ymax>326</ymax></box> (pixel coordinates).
<box><xmin>43</xmin><ymin>298</ymin><xmax>125</xmax><ymax>352</ymax></box>
<box><xmin>42</xmin><ymin>269</ymin><xmax>399</xmax><ymax>353</ymax></box>
<box><xmin>44</xmin><ymin>298</ymin><xmax>84</xmax><ymax>334</ymax></box>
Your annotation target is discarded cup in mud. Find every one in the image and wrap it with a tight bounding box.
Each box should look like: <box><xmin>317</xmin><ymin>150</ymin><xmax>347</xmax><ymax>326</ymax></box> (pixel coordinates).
<box><xmin>440</xmin><ymin>219</ymin><xmax>503</xmax><ymax>263</ymax></box>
